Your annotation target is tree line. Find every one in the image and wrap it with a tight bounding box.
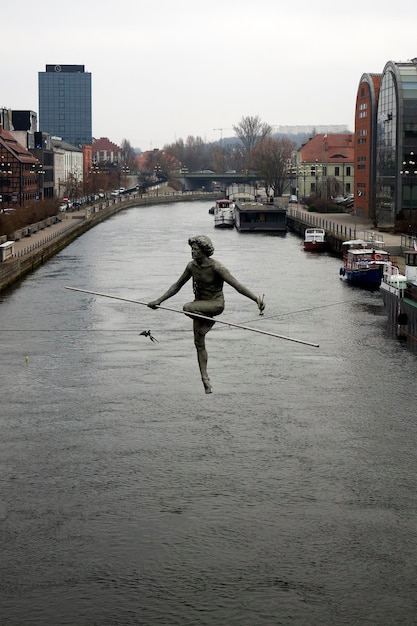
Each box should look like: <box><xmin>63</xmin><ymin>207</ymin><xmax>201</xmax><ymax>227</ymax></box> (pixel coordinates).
<box><xmin>139</xmin><ymin>115</ymin><xmax>297</xmax><ymax>198</ymax></box>
<box><xmin>0</xmin><ymin>116</ymin><xmax>297</xmax><ymax>236</ymax></box>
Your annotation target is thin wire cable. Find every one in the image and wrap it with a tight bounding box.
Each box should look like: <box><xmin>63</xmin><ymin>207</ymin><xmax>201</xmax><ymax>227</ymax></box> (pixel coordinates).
<box><xmin>0</xmin><ymin>301</ymin><xmax>352</xmax><ymax>333</ymax></box>
<box><xmin>229</xmin><ymin>299</ymin><xmax>354</xmax><ymax>327</ymax></box>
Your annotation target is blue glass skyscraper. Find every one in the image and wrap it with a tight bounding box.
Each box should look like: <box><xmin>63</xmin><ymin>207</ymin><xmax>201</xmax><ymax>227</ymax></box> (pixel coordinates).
<box><xmin>38</xmin><ymin>64</ymin><xmax>92</xmax><ymax>146</ymax></box>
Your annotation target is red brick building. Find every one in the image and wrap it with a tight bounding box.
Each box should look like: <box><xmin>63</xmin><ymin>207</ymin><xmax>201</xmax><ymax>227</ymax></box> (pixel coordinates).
<box><xmin>92</xmin><ymin>137</ymin><xmax>122</xmax><ymax>165</ymax></box>
<box><xmin>0</xmin><ymin>127</ymin><xmax>39</xmax><ymax>210</ymax></box>
<box><xmin>354</xmin><ymin>73</ymin><xmax>381</xmax><ymax>219</ymax></box>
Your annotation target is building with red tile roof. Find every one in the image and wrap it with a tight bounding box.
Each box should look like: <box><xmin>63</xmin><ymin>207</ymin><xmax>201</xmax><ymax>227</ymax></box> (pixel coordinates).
<box><xmin>92</xmin><ymin>137</ymin><xmax>122</xmax><ymax>165</ymax></box>
<box><xmin>295</xmin><ymin>133</ymin><xmax>354</xmax><ymax>199</ymax></box>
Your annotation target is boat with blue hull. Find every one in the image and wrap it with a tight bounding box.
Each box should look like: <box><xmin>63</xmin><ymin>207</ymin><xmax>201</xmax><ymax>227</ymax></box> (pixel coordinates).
<box><xmin>339</xmin><ymin>238</ymin><xmax>390</xmax><ymax>286</ymax></box>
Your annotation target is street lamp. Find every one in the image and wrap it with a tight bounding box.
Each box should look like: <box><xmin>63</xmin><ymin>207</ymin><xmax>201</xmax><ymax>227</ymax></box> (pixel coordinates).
<box><xmin>90</xmin><ymin>163</ymin><xmax>99</xmax><ymax>201</ymax></box>
<box><xmin>400</xmin><ymin>152</ymin><xmax>417</xmax><ymax>233</ymax></box>
<box><xmin>153</xmin><ymin>164</ymin><xmax>162</xmax><ymax>195</ymax></box>
<box><xmin>36</xmin><ymin>163</ymin><xmax>46</xmax><ymax>200</ymax></box>
<box><xmin>287</xmin><ymin>159</ymin><xmax>297</xmax><ymax>197</ymax></box>
<box><xmin>180</xmin><ymin>166</ymin><xmax>188</xmax><ymax>193</ymax></box>
<box><xmin>121</xmin><ymin>163</ymin><xmax>130</xmax><ymax>188</ymax></box>
<box><xmin>0</xmin><ymin>157</ymin><xmax>13</xmax><ymax>209</ymax></box>
<box><xmin>314</xmin><ymin>160</ymin><xmax>322</xmax><ymax>198</ymax></box>
<box><xmin>297</xmin><ymin>165</ymin><xmax>309</xmax><ymax>199</ymax></box>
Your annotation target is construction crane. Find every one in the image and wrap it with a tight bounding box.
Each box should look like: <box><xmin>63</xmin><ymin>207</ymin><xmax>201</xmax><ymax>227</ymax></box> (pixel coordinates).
<box><xmin>213</xmin><ymin>128</ymin><xmax>231</xmax><ymax>173</ymax></box>
<box><xmin>213</xmin><ymin>128</ymin><xmax>232</xmax><ymax>143</ymax></box>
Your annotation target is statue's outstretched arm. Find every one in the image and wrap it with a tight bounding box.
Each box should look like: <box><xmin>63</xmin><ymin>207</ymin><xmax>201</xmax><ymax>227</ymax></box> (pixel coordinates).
<box><xmin>217</xmin><ymin>263</ymin><xmax>265</xmax><ymax>313</ymax></box>
<box><xmin>148</xmin><ymin>265</ymin><xmax>192</xmax><ymax>308</ymax></box>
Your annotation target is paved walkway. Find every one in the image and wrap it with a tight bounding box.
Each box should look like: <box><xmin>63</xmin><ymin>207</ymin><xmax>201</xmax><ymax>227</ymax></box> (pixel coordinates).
<box><xmin>7</xmin><ymin>189</ymin><xmax>215</xmax><ymax>259</ymax></box>
<box><xmin>11</xmin><ymin>209</ymin><xmax>87</xmax><ymax>257</ymax></box>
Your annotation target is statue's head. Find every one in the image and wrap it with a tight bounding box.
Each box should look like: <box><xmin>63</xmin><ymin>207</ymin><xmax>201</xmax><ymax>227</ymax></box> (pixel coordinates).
<box><xmin>188</xmin><ymin>235</ymin><xmax>214</xmax><ymax>257</ymax></box>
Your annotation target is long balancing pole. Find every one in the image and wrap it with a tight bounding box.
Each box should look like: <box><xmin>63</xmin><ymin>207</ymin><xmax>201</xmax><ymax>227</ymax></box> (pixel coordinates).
<box><xmin>65</xmin><ymin>286</ymin><xmax>319</xmax><ymax>348</ymax></box>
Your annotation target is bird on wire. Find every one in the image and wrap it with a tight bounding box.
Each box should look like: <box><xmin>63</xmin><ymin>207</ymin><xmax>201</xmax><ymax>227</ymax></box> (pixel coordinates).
<box><xmin>139</xmin><ymin>330</ymin><xmax>158</xmax><ymax>342</ymax></box>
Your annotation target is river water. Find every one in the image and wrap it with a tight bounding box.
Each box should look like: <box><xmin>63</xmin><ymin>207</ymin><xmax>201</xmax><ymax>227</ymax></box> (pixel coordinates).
<box><xmin>1</xmin><ymin>200</ymin><xmax>417</xmax><ymax>626</ymax></box>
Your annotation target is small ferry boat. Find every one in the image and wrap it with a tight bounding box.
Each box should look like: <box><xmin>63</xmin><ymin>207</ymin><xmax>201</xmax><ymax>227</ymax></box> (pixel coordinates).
<box><xmin>339</xmin><ymin>238</ymin><xmax>390</xmax><ymax>286</ymax></box>
<box><xmin>234</xmin><ymin>201</ymin><xmax>287</xmax><ymax>233</ymax></box>
<box><xmin>380</xmin><ymin>249</ymin><xmax>417</xmax><ymax>344</ymax></box>
<box><xmin>212</xmin><ymin>199</ymin><xmax>235</xmax><ymax>228</ymax></box>
<box><xmin>304</xmin><ymin>228</ymin><xmax>326</xmax><ymax>252</ymax></box>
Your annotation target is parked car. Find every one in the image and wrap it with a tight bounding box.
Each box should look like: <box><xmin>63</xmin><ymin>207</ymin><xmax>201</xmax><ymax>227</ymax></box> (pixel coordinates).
<box><xmin>288</xmin><ymin>195</ymin><xmax>298</xmax><ymax>204</ymax></box>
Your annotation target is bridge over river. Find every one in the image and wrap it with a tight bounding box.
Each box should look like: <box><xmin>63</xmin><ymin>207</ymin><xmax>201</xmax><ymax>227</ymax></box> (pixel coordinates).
<box><xmin>172</xmin><ymin>170</ymin><xmax>259</xmax><ymax>192</ymax></box>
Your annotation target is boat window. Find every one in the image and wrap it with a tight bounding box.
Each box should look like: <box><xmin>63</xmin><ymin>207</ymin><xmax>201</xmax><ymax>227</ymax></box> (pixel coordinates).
<box><xmin>405</xmin><ymin>252</ymin><xmax>417</xmax><ymax>266</ymax></box>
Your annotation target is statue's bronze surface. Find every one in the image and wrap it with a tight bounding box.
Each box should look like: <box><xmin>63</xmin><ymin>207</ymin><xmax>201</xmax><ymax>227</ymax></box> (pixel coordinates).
<box><xmin>148</xmin><ymin>235</ymin><xmax>265</xmax><ymax>393</ymax></box>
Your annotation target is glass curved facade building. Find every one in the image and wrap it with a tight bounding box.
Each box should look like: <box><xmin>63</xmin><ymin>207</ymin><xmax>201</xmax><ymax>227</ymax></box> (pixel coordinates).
<box><xmin>375</xmin><ymin>59</ymin><xmax>417</xmax><ymax>225</ymax></box>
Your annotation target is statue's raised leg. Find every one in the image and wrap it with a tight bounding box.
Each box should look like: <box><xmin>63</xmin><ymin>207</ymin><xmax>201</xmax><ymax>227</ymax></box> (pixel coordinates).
<box><xmin>193</xmin><ymin>319</ymin><xmax>215</xmax><ymax>393</ymax></box>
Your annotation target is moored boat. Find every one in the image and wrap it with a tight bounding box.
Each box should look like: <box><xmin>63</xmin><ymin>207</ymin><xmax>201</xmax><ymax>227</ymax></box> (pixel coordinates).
<box><xmin>212</xmin><ymin>199</ymin><xmax>235</xmax><ymax>228</ymax></box>
<box><xmin>304</xmin><ymin>228</ymin><xmax>326</xmax><ymax>251</ymax></box>
<box><xmin>380</xmin><ymin>249</ymin><xmax>417</xmax><ymax>344</ymax></box>
<box><xmin>234</xmin><ymin>201</ymin><xmax>287</xmax><ymax>233</ymax></box>
<box><xmin>339</xmin><ymin>238</ymin><xmax>390</xmax><ymax>286</ymax></box>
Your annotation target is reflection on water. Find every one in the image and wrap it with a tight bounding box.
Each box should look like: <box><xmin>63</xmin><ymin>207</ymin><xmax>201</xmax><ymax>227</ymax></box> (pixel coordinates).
<box><xmin>1</xmin><ymin>201</ymin><xmax>417</xmax><ymax>625</ymax></box>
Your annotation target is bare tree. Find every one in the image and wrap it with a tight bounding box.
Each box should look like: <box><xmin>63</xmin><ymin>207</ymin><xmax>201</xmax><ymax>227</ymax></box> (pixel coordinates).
<box><xmin>233</xmin><ymin>115</ymin><xmax>272</xmax><ymax>169</ymax></box>
<box><xmin>120</xmin><ymin>139</ymin><xmax>137</xmax><ymax>171</ymax></box>
<box><xmin>164</xmin><ymin>136</ymin><xmax>213</xmax><ymax>172</ymax></box>
<box><xmin>140</xmin><ymin>149</ymin><xmax>178</xmax><ymax>182</ymax></box>
<box><xmin>252</xmin><ymin>137</ymin><xmax>296</xmax><ymax>197</ymax></box>
<box><xmin>64</xmin><ymin>172</ymin><xmax>83</xmax><ymax>199</ymax></box>
<box><xmin>164</xmin><ymin>139</ymin><xmax>186</xmax><ymax>168</ymax></box>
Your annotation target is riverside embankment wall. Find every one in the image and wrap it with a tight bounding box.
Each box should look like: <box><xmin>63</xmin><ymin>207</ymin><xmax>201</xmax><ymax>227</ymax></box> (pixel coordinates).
<box><xmin>287</xmin><ymin>212</ymin><xmax>351</xmax><ymax>255</ymax></box>
<box><xmin>1</xmin><ymin>195</ymin><xmax>405</xmax><ymax>294</ymax></box>
<box><xmin>0</xmin><ymin>191</ymin><xmax>218</xmax><ymax>293</ymax></box>
<box><xmin>286</xmin><ymin>209</ymin><xmax>404</xmax><ymax>257</ymax></box>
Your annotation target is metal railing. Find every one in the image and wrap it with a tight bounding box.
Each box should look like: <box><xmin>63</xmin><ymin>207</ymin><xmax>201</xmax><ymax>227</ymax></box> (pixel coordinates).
<box><xmin>286</xmin><ymin>206</ymin><xmax>381</xmax><ymax>243</ymax></box>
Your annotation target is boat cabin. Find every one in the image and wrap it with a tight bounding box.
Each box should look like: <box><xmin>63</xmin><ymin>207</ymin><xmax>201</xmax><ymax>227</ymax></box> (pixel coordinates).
<box><xmin>215</xmin><ymin>199</ymin><xmax>233</xmax><ymax>209</ymax></box>
<box><xmin>234</xmin><ymin>202</ymin><xmax>287</xmax><ymax>232</ymax></box>
<box><xmin>404</xmin><ymin>250</ymin><xmax>417</xmax><ymax>285</ymax></box>
<box><xmin>342</xmin><ymin>239</ymin><xmax>389</xmax><ymax>267</ymax></box>
<box><xmin>304</xmin><ymin>228</ymin><xmax>325</xmax><ymax>242</ymax></box>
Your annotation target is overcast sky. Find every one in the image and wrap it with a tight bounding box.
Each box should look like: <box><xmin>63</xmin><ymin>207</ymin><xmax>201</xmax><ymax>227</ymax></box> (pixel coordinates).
<box><xmin>3</xmin><ymin>0</ymin><xmax>417</xmax><ymax>151</ymax></box>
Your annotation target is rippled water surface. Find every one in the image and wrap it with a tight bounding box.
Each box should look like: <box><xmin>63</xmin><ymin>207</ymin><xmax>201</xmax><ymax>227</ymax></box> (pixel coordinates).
<box><xmin>1</xmin><ymin>201</ymin><xmax>417</xmax><ymax>625</ymax></box>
